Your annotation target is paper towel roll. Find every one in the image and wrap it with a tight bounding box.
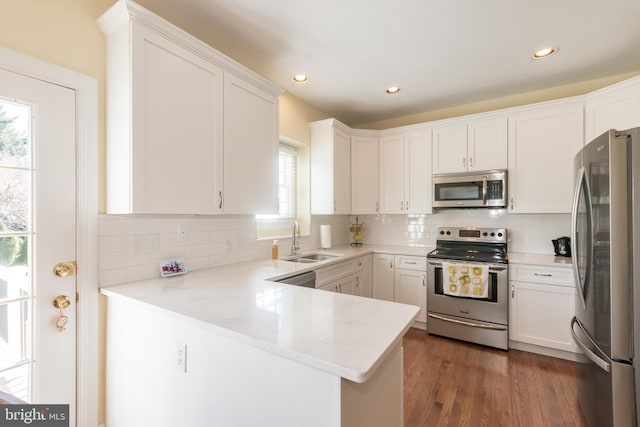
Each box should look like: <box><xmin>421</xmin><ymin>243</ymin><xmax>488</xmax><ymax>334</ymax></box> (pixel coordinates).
<box><xmin>320</xmin><ymin>225</ymin><xmax>332</xmax><ymax>249</ymax></box>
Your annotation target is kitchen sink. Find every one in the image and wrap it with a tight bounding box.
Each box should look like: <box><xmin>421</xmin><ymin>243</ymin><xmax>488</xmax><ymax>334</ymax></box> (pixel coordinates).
<box><xmin>282</xmin><ymin>253</ymin><xmax>341</xmax><ymax>263</ymax></box>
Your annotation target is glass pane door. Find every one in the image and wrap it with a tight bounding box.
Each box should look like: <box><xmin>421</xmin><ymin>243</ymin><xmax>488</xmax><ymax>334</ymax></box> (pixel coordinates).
<box><xmin>0</xmin><ymin>99</ymin><xmax>32</xmax><ymax>402</ymax></box>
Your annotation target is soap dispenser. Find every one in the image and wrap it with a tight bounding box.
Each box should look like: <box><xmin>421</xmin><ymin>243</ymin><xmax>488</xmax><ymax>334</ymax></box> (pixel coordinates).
<box><xmin>271</xmin><ymin>240</ymin><xmax>279</xmax><ymax>260</ymax></box>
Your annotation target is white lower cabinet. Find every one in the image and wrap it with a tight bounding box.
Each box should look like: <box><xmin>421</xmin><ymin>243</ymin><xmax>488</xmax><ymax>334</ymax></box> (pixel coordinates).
<box><xmin>394</xmin><ymin>268</ymin><xmax>426</xmax><ymax>323</ymax></box>
<box><xmin>509</xmin><ymin>263</ymin><xmax>579</xmax><ymax>354</ymax></box>
<box><xmin>372</xmin><ymin>254</ymin><xmax>395</xmax><ymax>301</ymax></box>
<box><xmin>316</xmin><ymin>255</ymin><xmax>371</xmax><ymax>297</ymax></box>
<box><xmin>372</xmin><ymin>253</ymin><xmax>426</xmax><ymax>325</ymax></box>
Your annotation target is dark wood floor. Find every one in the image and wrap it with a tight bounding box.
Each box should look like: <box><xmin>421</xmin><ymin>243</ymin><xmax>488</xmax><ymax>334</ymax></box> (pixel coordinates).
<box><xmin>403</xmin><ymin>328</ymin><xmax>587</xmax><ymax>427</ymax></box>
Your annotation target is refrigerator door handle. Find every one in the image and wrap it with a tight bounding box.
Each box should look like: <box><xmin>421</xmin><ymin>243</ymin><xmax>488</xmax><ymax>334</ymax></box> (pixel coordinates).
<box><xmin>570</xmin><ymin>166</ymin><xmax>591</xmax><ymax>310</ymax></box>
<box><xmin>571</xmin><ymin>316</ymin><xmax>611</xmax><ymax>373</ymax></box>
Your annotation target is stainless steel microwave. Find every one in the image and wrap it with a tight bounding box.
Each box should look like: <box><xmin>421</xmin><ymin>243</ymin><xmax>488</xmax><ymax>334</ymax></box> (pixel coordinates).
<box><xmin>433</xmin><ymin>170</ymin><xmax>507</xmax><ymax>208</ymax></box>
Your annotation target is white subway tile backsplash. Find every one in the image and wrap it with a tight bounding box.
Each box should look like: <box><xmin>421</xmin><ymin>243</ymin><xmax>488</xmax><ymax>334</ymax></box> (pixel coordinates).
<box><xmin>98</xmin><ymin>214</ymin><xmax>351</xmax><ymax>286</ymax></box>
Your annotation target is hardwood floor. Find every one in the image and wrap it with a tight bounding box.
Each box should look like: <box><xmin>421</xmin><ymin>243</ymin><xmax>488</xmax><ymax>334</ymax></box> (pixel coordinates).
<box><xmin>403</xmin><ymin>328</ymin><xmax>587</xmax><ymax>427</ymax></box>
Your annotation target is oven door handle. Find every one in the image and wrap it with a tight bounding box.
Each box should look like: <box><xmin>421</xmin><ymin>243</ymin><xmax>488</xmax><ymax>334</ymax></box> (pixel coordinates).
<box><xmin>427</xmin><ymin>313</ymin><xmax>508</xmax><ymax>331</ymax></box>
<box><xmin>427</xmin><ymin>259</ymin><xmax>507</xmax><ymax>271</ymax></box>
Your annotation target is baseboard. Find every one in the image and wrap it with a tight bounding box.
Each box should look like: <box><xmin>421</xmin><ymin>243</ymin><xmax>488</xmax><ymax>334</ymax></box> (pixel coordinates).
<box><xmin>509</xmin><ymin>340</ymin><xmax>587</xmax><ymax>362</ymax></box>
<box><xmin>411</xmin><ymin>321</ymin><xmax>426</xmax><ymax>331</ymax></box>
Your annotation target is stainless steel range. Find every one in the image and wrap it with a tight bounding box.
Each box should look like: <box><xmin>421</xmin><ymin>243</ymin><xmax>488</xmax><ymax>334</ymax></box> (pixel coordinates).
<box><xmin>427</xmin><ymin>226</ymin><xmax>509</xmax><ymax>350</ymax></box>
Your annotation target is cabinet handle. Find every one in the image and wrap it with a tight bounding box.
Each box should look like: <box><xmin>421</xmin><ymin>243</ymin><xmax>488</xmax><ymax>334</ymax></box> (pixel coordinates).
<box><xmin>389</xmin><ymin>262</ymin><xmax>393</xmax><ymax>269</ymax></box>
<box><xmin>462</xmin><ymin>157</ymin><xmax>466</xmax><ymax>168</ymax></box>
<box><xmin>376</xmin><ymin>201</ymin><xmax>379</xmax><ymax>212</ymax></box>
<box><xmin>469</xmin><ymin>157</ymin><xmax>473</xmax><ymax>168</ymax></box>
<box><xmin>338</xmin><ymin>284</ymin><xmax>342</xmax><ymax>293</ymax></box>
<box><xmin>356</xmin><ymin>277</ymin><xmax>360</xmax><ymax>287</ymax></box>
<box><xmin>334</xmin><ymin>201</ymin><xmax>336</xmax><ymax>213</ymax></box>
<box><xmin>405</xmin><ymin>201</ymin><xmax>409</xmax><ymax>210</ymax></box>
<box><xmin>218</xmin><ymin>191</ymin><xmax>223</xmax><ymax>209</ymax></box>
<box><xmin>422</xmin><ymin>276</ymin><xmax>426</xmax><ymax>287</ymax></box>
<box><xmin>510</xmin><ymin>197</ymin><xmax>514</xmax><ymax>210</ymax></box>
<box><xmin>534</xmin><ymin>273</ymin><xmax>553</xmax><ymax>277</ymax></box>
<box><xmin>511</xmin><ymin>284</ymin><xmax>514</xmax><ymax>298</ymax></box>
<box><xmin>405</xmin><ymin>261</ymin><xmax>417</xmax><ymax>265</ymax></box>
<box><xmin>400</xmin><ymin>201</ymin><xmax>403</xmax><ymax>211</ymax></box>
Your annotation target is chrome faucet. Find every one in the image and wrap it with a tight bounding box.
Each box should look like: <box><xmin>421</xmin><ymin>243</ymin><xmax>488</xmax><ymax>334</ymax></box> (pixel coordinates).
<box><xmin>291</xmin><ymin>220</ymin><xmax>301</xmax><ymax>256</ymax></box>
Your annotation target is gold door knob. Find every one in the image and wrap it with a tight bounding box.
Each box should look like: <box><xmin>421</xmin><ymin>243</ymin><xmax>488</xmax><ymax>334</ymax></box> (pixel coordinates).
<box><xmin>53</xmin><ymin>295</ymin><xmax>71</xmax><ymax>309</ymax></box>
<box><xmin>53</xmin><ymin>261</ymin><xmax>76</xmax><ymax>277</ymax></box>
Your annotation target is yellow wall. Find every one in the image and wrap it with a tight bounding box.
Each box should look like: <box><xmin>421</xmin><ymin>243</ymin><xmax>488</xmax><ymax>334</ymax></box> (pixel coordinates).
<box><xmin>356</xmin><ymin>72</ymin><xmax>640</xmax><ymax>129</ymax></box>
<box><xmin>279</xmin><ymin>92</ymin><xmax>330</xmax><ymax>144</ymax></box>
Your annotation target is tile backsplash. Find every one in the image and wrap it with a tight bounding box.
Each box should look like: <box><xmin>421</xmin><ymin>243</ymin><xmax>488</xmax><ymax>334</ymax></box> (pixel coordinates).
<box><xmin>98</xmin><ymin>214</ymin><xmax>350</xmax><ymax>286</ymax></box>
<box><xmin>98</xmin><ymin>210</ymin><xmax>568</xmax><ymax>286</ymax></box>
<box><xmin>350</xmin><ymin>210</ymin><xmax>570</xmax><ymax>254</ymax></box>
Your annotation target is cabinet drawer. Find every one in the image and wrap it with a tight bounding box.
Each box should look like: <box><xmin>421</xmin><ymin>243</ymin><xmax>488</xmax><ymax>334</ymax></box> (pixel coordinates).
<box><xmin>394</xmin><ymin>255</ymin><xmax>426</xmax><ymax>271</ymax></box>
<box><xmin>509</xmin><ymin>263</ymin><xmax>574</xmax><ymax>286</ymax></box>
<box><xmin>316</xmin><ymin>260</ymin><xmax>355</xmax><ymax>286</ymax></box>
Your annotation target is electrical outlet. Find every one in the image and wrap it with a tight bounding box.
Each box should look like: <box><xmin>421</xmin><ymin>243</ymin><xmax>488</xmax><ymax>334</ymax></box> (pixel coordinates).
<box><xmin>177</xmin><ymin>224</ymin><xmax>188</xmax><ymax>241</ymax></box>
<box><xmin>176</xmin><ymin>343</ymin><xmax>187</xmax><ymax>373</ymax></box>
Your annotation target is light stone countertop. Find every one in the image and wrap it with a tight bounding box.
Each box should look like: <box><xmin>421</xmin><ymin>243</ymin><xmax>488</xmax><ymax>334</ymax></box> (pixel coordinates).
<box><xmin>508</xmin><ymin>252</ymin><xmax>573</xmax><ymax>268</ymax></box>
<box><xmin>100</xmin><ymin>244</ymin><xmax>428</xmax><ymax>384</ymax></box>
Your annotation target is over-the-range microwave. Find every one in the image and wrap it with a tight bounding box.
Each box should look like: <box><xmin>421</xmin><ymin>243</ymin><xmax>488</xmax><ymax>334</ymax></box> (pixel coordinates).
<box><xmin>433</xmin><ymin>170</ymin><xmax>507</xmax><ymax>208</ymax></box>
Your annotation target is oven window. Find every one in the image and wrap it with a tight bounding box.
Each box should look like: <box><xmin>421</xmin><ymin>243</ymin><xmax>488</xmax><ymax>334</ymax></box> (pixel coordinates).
<box><xmin>435</xmin><ymin>182</ymin><xmax>481</xmax><ymax>201</ymax></box>
<box><xmin>434</xmin><ymin>266</ymin><xmax>498</xmax><ymax>303</ymax></box>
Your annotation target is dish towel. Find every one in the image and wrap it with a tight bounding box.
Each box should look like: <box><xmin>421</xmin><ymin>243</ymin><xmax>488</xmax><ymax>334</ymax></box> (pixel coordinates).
<box><xmin>442</xmin><ymin>262</ymin><xmax>489</xmax><ymax>298</ymax></box>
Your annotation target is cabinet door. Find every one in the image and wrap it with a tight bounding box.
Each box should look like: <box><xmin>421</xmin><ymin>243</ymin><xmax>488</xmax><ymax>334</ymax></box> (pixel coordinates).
<box><xmin>333</xmin><ymin>129</ymin><xmax>351</xmax><ymax>214</ymax></box>
<box><xmin>432</xmin><ymin>123</ymin><xmax>467</xmax><ymax>174</ymax></box>
<box><xmin>354</xmin><ymin>255</ymin><xmax>372</xmax><ymax>298</ymax></box>
<box><xmin>351</xmin><ymin>136</ymin><xmax>379</xmax><ymax>214</ymax></box>
<box><xmin>379</xmin><ymin>134</ymin><xmax>405</xmax><ymax>214</ymax></box>
<box><xmin>507</xmin><ymin>102</ymin><xmax>583</xmax><ymax>213</ymax></box>
<box><xmin>585</xmin><ymin>83</ymin><xmax>640</xmax><ymax>142</ymax></box>
<box><xmin>223</xmin><ymin>74</ymin><xmax>278</xmax><ymax>214</ymax></box>
<box><xmin>130</xmin><ymin>24</ymin><xmax>224</xmax><ymax>214</ymax></box>
<box><xmin>338</xmin><ymin>276</ymin><xmax>356</xmax><ymax>295</ymax></box>
<box><xmin>509</xmin><ymin>281</ymin><xmax>578</xmax><ymax>352</ymax></box>
<box><xmin>394</xmin><ymin>269</ymin><xmax>426</xmax><ymax>323</ymax></box>
<box><xmin>372</xmin><ymin>254</ymin><xmax>395</xmax><ymax>301</ymax></box>
<box><xmin>467</xmin><ymin>117</ymin><xmax>507</xmax><ymax>171</ymax></box>
<box><xmin>405</xmin><ymin>130</ymin><xmax>432</xmax><ymax>214</ymax></box>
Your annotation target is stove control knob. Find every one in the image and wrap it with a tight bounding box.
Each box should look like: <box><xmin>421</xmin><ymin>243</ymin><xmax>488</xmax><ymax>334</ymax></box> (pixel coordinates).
<box><xmin>482</xmin><ymin>232</ymin><xmax>488</xmax><ymax>236</ymax></box>
<box><xmin>497</xmin><ymin>232</ymin><xmax>503</xmax><ymax>237</ymax></box>
<box><xmin>446</xmin><ymin>231</ymin><xmax>451</xmax><ymax>235</ymax></box>
<box><xmin>440</xmin><ymin>230</ymin><xmax>445</xmax><ymax>235</ymax></box>
<box><xmin>490</xmin><ymin>232</ymin><xmax>495</xmax><ymax>237</ymax></box>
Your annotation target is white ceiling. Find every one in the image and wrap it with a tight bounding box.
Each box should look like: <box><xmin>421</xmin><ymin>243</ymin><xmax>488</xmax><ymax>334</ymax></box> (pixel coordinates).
<box><xmin>134</xmin><ymin>0</ymin><xmax>640</xmax><ymax>126</ymax></box>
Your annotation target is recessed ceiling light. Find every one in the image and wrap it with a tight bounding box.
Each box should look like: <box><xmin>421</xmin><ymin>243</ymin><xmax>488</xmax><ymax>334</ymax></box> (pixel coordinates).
<box><xmin>386</xmin><ymin>86</ymin><xmax>401</xmax><ymax>94</ymax></box>
<box><xmin>532</xmin><ymin>47</ymin><xmax>558</xmax><ymax>59</ymax></box>
<box><xmin>293</xmin><ymin>74</ymin><xmax>308</xmax><ymax>83</ymax></box>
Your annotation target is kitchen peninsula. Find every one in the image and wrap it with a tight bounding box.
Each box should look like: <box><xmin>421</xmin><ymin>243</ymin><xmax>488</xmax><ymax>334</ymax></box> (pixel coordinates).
<box><xmin>101</xmin><ymin>248</ymin><xmax>420</xmax><ymax>427</ymax></box>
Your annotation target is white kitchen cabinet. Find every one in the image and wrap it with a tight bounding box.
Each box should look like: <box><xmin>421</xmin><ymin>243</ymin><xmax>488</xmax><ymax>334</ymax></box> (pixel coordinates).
<box><xmin>351</xmin><ymin>133</ymin><xmax>379</xmax><ymax>214</ymax></box>
<box><xmin>394</xmin><ymin>257</ymin><xmax>427</xmax><ymax>323</ymax></box>
<box><xmin>99</xmin><ymin>1</ymin><xmax>281</xmax><ymax>214</ymax></box>
<box><xmin>353</xmin><ymin>255</ymin><xmax>372</xmax><ymax>298</ymax></box>
<box><xmin>223</xmin><ymin>74</ymin><xmax>278</xmax><ymax>214</ymax></box>
<box><xmin>509</xmin><ymin>263</ymin><xmax>579</xmax><ymax>354</ymax></box>
<box><xmin>379</xmin><ymin>128</ymin><xmax>432</xmax><ymax>214</ymax></box>
<box><xmin>585</xmin><ymin>77</ymin><xmax>640</xmax><ymax>142</ymax></box>
<box><xmin>507</xmin><ymin>100</ymin><xmax>584</xmax><ymax>213</ymax></box>
<box><xmin>310</xmin><ymin>119</ymin><xmax>351</xmax><ymax>214</ymax></box>
<box><xmin>432</xmin><ymin>117</ymin><xmax>507</xmax><ymax>174</ymax></box>
<box><xmin>372</xmin><ymin>254</ymin><xmax>395</xmax><ymax>301</ymax></box>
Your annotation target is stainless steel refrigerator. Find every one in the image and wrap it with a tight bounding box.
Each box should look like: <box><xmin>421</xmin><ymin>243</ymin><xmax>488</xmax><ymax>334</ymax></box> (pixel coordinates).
<box><xmin>570</xmin><ymin>127</ymin><xmax>639</xmax><ymax>427</ymax></box>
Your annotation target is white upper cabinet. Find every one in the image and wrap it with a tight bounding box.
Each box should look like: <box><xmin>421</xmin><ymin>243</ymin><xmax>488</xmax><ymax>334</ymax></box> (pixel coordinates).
<box><xmin>310</xmin><ymin>119</ymin><xmax>351</xmax><ymax>214</ymax></box>
<box><xmin>351</xmin><ymin>133</ymin><xmax>379</xmax><ymax>214</ymax></box>
<box><xmin>99</xmin><ymin>0</ymin><xmax>281</xmax><ymax>214</ymax></box>
<box><xmin>585</xmin><ymin>78</ymin><xmax>640</xmax><ymax>142</ymax></box>
<box><xmin>507</xmin><ymin>100</ymin><xmax>584</xmax><ymax>213</ymax></box>
<box><xmin>432</xmin><ymin>117</ymin><xmax>507</xmax><ymax>174</ymax></box>
<box><xmin>379</xmin><ymin>128</ymin><xmax>432</xmax><ymax>214</ymax></box>
<box><xmin>223</xmin><ymin>74</ymin><xmax>278</xmax><ymax>214</ymax></box>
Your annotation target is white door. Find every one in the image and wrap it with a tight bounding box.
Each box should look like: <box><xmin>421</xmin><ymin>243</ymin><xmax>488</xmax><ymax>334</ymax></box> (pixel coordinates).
<box><xmin>0</xmin><ymin>69</ymin><xmax>76</xmax><ymax>421</ymax></box>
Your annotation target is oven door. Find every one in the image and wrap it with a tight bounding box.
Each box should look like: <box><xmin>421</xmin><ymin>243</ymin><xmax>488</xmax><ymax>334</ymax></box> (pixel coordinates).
<box><xmin>427</xmin><ymin>259</ymin><xmax>508</xmax><ymax>325</ymax></box>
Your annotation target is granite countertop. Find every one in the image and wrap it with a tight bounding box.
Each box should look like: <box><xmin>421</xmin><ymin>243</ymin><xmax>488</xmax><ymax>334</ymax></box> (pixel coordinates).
<box><xmin>100</xmin><ymin>244</ymin><xmax>425</xmax><ymax>384</ymax></box>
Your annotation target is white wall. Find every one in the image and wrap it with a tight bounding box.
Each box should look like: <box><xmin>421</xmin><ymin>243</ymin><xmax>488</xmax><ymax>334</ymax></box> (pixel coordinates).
<box><xmin>351</xmin><ymin>211</ymin><xmax>570</xmax><ymax>255</ymax></box>
<box><xmin>98</xmin><ymin>214</ymin><xmax>350</xmax><ymax>286</ymax></box>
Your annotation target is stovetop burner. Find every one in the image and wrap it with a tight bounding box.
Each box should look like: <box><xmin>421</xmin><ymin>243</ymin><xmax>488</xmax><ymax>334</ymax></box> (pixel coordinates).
<box><xmin>428</xmin><ymin>226</ymin><xmax>508</xmax><ymax>264</ymax></box>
